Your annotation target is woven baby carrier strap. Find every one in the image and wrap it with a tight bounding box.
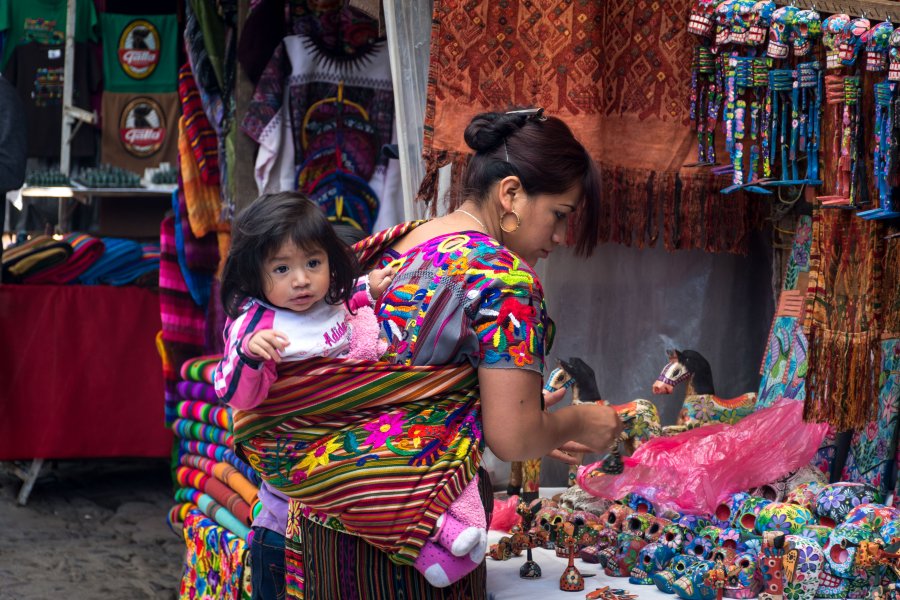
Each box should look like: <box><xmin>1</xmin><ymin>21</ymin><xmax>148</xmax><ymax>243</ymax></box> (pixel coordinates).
<box><xmin>233</xmin><ymin>220</ymin><xmax>485</xmax><ymax>566</ymax></box>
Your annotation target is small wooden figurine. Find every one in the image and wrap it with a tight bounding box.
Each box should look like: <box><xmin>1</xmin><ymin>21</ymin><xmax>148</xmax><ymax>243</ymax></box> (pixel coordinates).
<box><xmin>559</xmin><ymin>523</ymin><xmax>585</xmax><ymax>592</ymax></box>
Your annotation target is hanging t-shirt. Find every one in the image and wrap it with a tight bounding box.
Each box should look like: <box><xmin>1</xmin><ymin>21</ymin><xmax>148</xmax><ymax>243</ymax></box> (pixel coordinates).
<box><xmin>101</xmin><ymin>13</ymin><xmax>178</xmax><ymax>94</ymax></box>
<box><xmin>241</xmin><ymin>34</ymin><xmax>401</xmax><ymax>233</ymax></box>
<box><xmin>101</xmin><ymin>91</ymin><xmax>179</xmax><ymax>173</ymax></box>
<box><xmin>0</xmin><ymin>0</ymin><xmax>98</xmax><ymax>71</ymax></box>
<box><xmin>3</xmin><ymin>41</ymin><xmax>98</xmax><ymax>158</ymax></box>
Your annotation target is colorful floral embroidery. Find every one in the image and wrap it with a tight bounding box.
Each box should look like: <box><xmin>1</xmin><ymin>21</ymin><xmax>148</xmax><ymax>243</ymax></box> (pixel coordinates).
<box><xmin>296</xmin><ymin>437</ymin><xmax>343</xmax><ymax>476</ymax></box>
<box><xmin>362</xmin><ymin>413</ymin><xmax>404</xmax><ymax>448</ymax></box>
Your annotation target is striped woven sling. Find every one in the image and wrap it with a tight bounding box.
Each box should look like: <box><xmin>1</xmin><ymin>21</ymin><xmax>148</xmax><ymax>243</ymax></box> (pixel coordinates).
<box><xmin>231</xmin><ymin>221</ymin><xmax>485</xmax><ymax>566</ymax></box>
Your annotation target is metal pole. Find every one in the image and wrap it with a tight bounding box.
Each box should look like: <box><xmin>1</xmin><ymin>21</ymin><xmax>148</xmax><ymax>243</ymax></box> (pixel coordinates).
<box><xmin>58</xmin><ymin>0</ymin><xmax>77</xmax><ymax>232</ymax></box>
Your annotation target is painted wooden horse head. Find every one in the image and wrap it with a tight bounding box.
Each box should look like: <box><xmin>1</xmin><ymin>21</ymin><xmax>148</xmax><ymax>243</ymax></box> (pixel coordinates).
<box><xmin>652</xmin><ymin>349</ymin><xmax>715</xmax><ymax>395</ymax></box>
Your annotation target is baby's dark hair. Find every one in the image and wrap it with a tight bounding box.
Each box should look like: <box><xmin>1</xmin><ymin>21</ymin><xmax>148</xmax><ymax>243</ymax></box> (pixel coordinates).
<box><xmin>220</xmin><ymin>192</ymin><xmax>359</xmax><ymax>318</ymax></box>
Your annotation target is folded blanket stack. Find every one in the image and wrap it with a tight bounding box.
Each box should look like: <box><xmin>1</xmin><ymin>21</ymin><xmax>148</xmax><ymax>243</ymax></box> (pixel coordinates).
<box><xmin>2</xmin><ymin>235</ymin><xmax>73</xmax><ymax>282</ymax></box>
<box><xmin>168</xmin><ymin>355</ymin><xmax>259</xmax><ymax>544</ymax></box>
<box><xmin>77</xmin><ymin>238</ymin><xmax>160</xmax><ymax>286</ymax></box>
<box><xmin>23</xmin><ymin>233</ymin><xmax>105</xmax><ymax>284</ymax></box>
<box><xmin>176</xmin><ymin>509</ymin><xmax>249</xmax><ymax>600</ymax></box>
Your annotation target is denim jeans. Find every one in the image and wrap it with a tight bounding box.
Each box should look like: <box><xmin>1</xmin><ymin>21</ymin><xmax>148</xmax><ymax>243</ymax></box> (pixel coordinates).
<box><xmin>250</xmin><ymin>526</ymin><xmax>286</xmax><ymax>600</ymax></box>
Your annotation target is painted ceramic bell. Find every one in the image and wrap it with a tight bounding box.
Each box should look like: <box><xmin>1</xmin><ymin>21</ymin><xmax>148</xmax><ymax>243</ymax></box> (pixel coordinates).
<box><xmin>672</xmin><ymin>559</ymin><xmax>717</xmax><ymax>600</ymax></box>
<box><xmin>734</xmin><ymin>497</ymin><xmax>772</xmax><ymax>536</ymax></box>
<box><xmin>653</xmin><ymin>553</ymin><xmax>702</xmax><ymax>594</ymax></box>
<box><xmin>814</xmin><ymin>482</ymin><xmax>882</xmax><ymax>527</ymax></box>
<box><xmin>604</xmin><ymin>532</ymin><xmax>648</xmax><ymax>578</ymax></box>
<box><xmin>756</xmin><ymin>502</ymin><xmax>815</xmax><ymax>535</ymax></box>
<box><xmin>629</xmin><ymin>542</ymin><xmax>676</xmax><ymax>585</ymax></box>
<box><xmin>714</xmin><ymin>492</ymin><xmax>750</xmax><ymax>528</ymax></box>
<box><xmin>723</xmin><ymin>551</ymin><xmax>760</xmax><ymax>598</ymax></box>
<box><xmin>559</xmin><ymin>525</ymin><xmax>584</xmax><ymax>591</ymax></box>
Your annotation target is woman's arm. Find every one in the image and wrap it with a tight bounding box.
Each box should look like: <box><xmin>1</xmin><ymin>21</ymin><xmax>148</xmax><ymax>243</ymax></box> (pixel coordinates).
<box><xmin>478</xmin><ymin>367</ymin><xmax>623</xmax><ymax>462</ymax></box>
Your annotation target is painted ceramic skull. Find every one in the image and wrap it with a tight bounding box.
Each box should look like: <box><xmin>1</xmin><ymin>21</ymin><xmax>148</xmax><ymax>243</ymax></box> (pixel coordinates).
<box><xmin>654</xmin><ymin>553</ymin><xmax>702</xmax><ymax>593</ymax></box>
<box><xmin>577</xmin><ymin>527</ymin><xmax>619</xmax><ymax>563</ymax></box>
<box><xmin>724</xmin><ymin>551</ymin><xmax>760</xmax><ymax>598</ymax></box>
<box><xmin>817</xmin><ymin>504</ymin><xmax>897</xmax><ymax>598</ymax></box>
<box><xmin>839</xmin><ymin>17</ymin><xmax>872</xmax><ymax>66</ymax></box>
<box><xmin>685</xmin><ymin>530</ymin><xmax>716</xmax><ymax>559</ymax></box>
<box><xmin>822</xmin><ymin>14</ymin><xmax>852</xmax><ymax>69</ymax></box>
<box><xmin>747</xmin><ymin>0</ymin><xmax>775</xmax><ymax>45</ymax></box>
<box><xmin>714</xmin><ymin>492</ymin><xmax>750</xmax><ymax>528</ymax></box>
<box><xmin>734</xmin><ymin>496</ymin><xmax>772</xmax><ymax>537</ymax></box>
<box><xmin>756</xmin><ymin>502</ymin><xmax>815</xmax><ymax>536</ymax></box>
<box><xmin>689</xmin><ymin>0</ymin><xmax>723</xmax><ymax>38</ymax></box>
<box><xmin>782</xmin><ymin>534</ymin><xmax>825</xmax><ymax>600</ymax></box>
<box><xmin>602</xmin><ymin>503</ymin><xmax>633</xmax><ymax>532</ymax></box>
<box><xmin>786</xmin><ymin>481</ymin><xmax>825</xmax><ymax>513</ymax></box>
<box><xmin>798</xmin><ymin>524</ymin><xmax>834</xmax><ymax>548</ymax></box>
<box><xmin>661</xmin><ymin>523</ymin><xmax>688</xmax><ymax>552</ymax></box>
<box><xmin>625</xmin><ymin>493</ymin><xmax>655</xmax><ymax>515</ymax></box>
<box><xmin>534</xmin><ymin>505</ymin><xmax>567</xmax><ymax>549</ymax></box>
<box><xmin>729</xmin><ymin>0</ymin><xmax>756</xmax><ymax>44</ymax></box>
<box><xmin>604</xmin><ymin>532</ymin><xmax>649</xmax><ymax>577</ymax></box>
<box><xmin>767</xmin><ymin>5</ymin><xmax>798</xmax><ymax>59</ymax></box>
<box><xmin>629</xmin><ymin>542</ymin><xmax>677</xmax><ymax>585</ymax></box>
<box><xmin>644</xmin><ymin>517</ymin><xmax>674</xmax><ymax>543</ymax></box>
<box><xmin>865</xmin><ymin>21</ymin><xmax>895</xmax><ymax>72</ymax></box>
<box><xmin>815</xmin><ymin>482</ymin><xmax>882</xmax><ymax>528</ymax></box>
<box><xmin>717</xmin><ymin>527</ymin><xmax>743</xmax><ymax>551</ymax></box>
<box><xmin>714</xmin><ymin>0</ymin><xmax>737</xmax><ymax>47</ymax></box>
<box><xmin>792</xmin><ymin>9</ymin><xmax>822</xmax><ymax>57</ymax></box>
<box><xmin>672</xmin><ymin>559</ymin><xmax>717</xmax><ymax>600</ymax></box>
<box><xmin>886</xmin><ymin>28</ymin><xmax>900</xmax><ymax>84</ymax></box>
<box><xmin>624</xmin><ymin>513</ymin><xmax>655</xmax><ymax>539</ymax></box>
<box><xmin>678</xmin><ymin>514</ymin><xmax>713</xmax><ymax>537</ymax></box>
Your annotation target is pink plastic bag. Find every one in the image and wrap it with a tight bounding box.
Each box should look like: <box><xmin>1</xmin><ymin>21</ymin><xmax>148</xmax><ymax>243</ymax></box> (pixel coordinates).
<box><xmin>577</xmin><ymin>399</ymin><xmax>829</xmax><ymax>515</ymax></box>
<box><xmin>489</xmin><ymin>495</ymin><xmax>522</xmax><ymax>532</ymax></box>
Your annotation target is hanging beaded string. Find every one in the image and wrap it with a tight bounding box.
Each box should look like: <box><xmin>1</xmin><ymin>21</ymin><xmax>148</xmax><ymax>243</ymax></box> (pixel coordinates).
<box><xmin>797</xmin><ymin>61</ymin><xmax>823</xmax><ymax>184</ymax></box>
<box><xmin>690</xmin><ymin>45</ymin><xmax>722</xmax><ymax>165</ymax></box>
<box><xmin>754</xmin><ymin>57</ymin><xmax>773</xmax><ymax>180</ymax></box>
<box><xmin>721</xmin><ymin>55</ymin><xmax>771</xmax><ymax>193</ymax></box>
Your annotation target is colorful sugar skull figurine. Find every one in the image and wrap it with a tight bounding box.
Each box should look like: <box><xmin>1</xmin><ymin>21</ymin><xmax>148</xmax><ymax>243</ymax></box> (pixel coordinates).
<box><xmin>678</xmin><ymin>514</ymin><xmax>713</xmax><ymax>538</ymax></box>
<box><xmin>624</xmin><ymin>513</ymin><xmax>656</xmax><ymax>539</ymax></box>
<box><xmin>792</xmin><ymin>9</ymin><xmax>822</xmax><ymax>56</ymax></box>
<box><xmin>816</xmin><ymin>504</ymin><xmax>896</xmax><ymax>598</ymax></box>
<box><xmin>689</xmin><ymin>0</ymin><xmax>724</xmax><ymax>39</ymax></box>
<box><xmin>534</xmin><ymin>505</ymin><xmax>568</xmax><ymax>549</ymax></box>
<box><xmin>734</xmin><ymin>497</ymin><xmax>772</xmax><ymax>537</ymax></box>
<box><xmin>603</xmin><ymin>504</ymin><xmax>634</xmax><ymax>532</ymax></box>
<box><xmin>798</xmin><ymin>524</ymin><xmax>833</xmax><ymax>548</ymax></box>
<box><xmin>756</xmin><ymin>502</ymin><xmax>815</xmax><ymax>536</ymax></box>
<box><xmin>729</xmin><ymin>0</ymin><xmax>756</xmax><ymax>45</ymax></box>
<box><xmin>782</xmin><ymin>534</ymin><xmax>824</xmax><ymax>600</ymax></box>
<box><xmin>767</xmin><ymin>5</ymin><xmax>798</xmax><ymax>59</ymax></box>
<box><xmin>629</xmin><ymin>542</ymin><xmax>677</xmax><ymax>585</ymax></box>
<box><xmin>822</xmin><ymin>13</ymin><xmax>852</xmax><ymax>69</ymax></box>
<box><xmin>604</xmin><ymin>532</ymin><xmax>649</xmax><ymax>578</ymax></box>
<box><xmin>644</xmin><ymin>517</ymin><xmax>674</xmax><ymax>543</ymax></box>
<box><xmin>747</xmin><ymin>0</ymin><xmax>775</xmax><ymax>45</ymax></box>
<box><xmin>714</xmin><ymin>0</ymin><xmax>737</xmax><ymax>48</ymax></box>
<box><xmin>660</xmin><ymin>523</ymin><xmax>688</xmax><ymax>552</ymax></box>
<box><xmin>839</xmin><ymin>17</ymin><xmax>872</xmax><ymax>66</ymax></box>
<box><xmin>624</xmin><ymin>493</ymin><xmax>655</xmax><ymax>515</ymax></box>
<box><xmin>785</xmin><ymin>481</ymin><xmax>825</xmax><ymax>513</ymax></box>
<box><xmin>724</xmin><ymin>551</ymin><xmax>760</xmax><ymax>598</ymax></box>
<box><xmin>890</xmin><ymin>28</ymin><xmax>900</xmax><ymax>81</ymax></box>
<box><xmin>685</xmin><ymin>533</ymin><xmax>715</xmax><ymax>560</ymax></box>
<box><xmin>488</xmin><ymin>535</ymin><xmax>517</xmax><ymax>560</ymax></box>
<box><xmin>578</xmin><ymin>528</ymin><xmax>619</xmax><ymax>564</ymax></box>
<box><xmin>717</xmin><ymin>527</ymin><xmax>743</xmax><ymax>551</ymax></box>
<box><xmin>815</xmin><ymin>482</ymin><xmax>883</xmax><ymax>528</ymax></box>
<box><xmin>714</xmin><ymin>492</ymin><xmax>750</xmax><ymax>529</ymax></box>
<box><xmin>654</xmin><ymin>553</ymin><xmax>702</xmax><ymax>593</ymax></box>
<box><xmin>673</xmin><ymin>559</ymin><xmax>717</xmax><ymax>600</ymax></box>
<box><xmin>865</xmin><ymin>20</ymin><xmax>895</xmax><ymax>71</ymax></box>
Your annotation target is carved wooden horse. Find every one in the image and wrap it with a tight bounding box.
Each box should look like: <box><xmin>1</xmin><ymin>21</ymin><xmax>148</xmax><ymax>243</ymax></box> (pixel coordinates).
<box><xmin>652</xmin><ymin>349</ymin><xmax>757</xmax><ymax>432</ymax></box>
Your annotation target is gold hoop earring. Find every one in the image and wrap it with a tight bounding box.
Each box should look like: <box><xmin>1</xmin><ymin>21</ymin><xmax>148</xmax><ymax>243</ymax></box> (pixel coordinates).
<box><xmin>500</xmin><ymin>210</ymin><xmax>521</xmax><ymax>233</ymax></box>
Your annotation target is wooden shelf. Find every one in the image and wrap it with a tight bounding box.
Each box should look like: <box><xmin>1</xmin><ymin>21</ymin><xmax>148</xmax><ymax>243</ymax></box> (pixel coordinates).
<box><xmin>777</xmin><ymin>0</ymin><xmax>900</xmax><ymax>21</ymax></box>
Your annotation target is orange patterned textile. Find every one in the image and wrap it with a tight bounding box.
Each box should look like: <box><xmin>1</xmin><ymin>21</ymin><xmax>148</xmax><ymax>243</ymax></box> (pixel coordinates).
<box><xmin>420</xmin><ymin>0</ymin><xmax>764</xmax><ymax>254</ymax></box>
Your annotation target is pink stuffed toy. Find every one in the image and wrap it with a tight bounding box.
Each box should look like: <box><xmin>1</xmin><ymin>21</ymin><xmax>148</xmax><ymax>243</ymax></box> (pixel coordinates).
<box><xmin>345</xmin><ymin>305</ymin><xmax>388</xmax><ymax>361</ymax></box>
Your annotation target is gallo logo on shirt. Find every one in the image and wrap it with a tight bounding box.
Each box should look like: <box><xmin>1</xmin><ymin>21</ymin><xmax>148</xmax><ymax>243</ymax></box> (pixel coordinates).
<box><xmin>119</xmin><ymin>98</ymin><xmax>166</xmax><ymax>157</ymax></box>
<box><xmin>117</xmin><ymin>19</ymin><xmax>160</xmax><ymax>79</ymax></box>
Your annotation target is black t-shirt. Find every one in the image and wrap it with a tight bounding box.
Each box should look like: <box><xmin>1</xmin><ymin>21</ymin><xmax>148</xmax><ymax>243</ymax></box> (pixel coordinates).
<box><xmin>0</xmin><ymin>74</ymin><xmax>26</xmax><ymax>191</ymax></box>
<box><xmin>3</xmin><ymin>40</ymin><xmax>99</xmax><ymax>158</ymax></box>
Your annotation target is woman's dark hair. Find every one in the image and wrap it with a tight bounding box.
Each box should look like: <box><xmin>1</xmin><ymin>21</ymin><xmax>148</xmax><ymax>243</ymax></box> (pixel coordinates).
<box><xmin>220</xmin><ymin>192</ymin><xmax>359</xmax><ymax>318</ymax></box>
<box><xmin>462</xmin><ymin>109</ymin><xmax>601</xmax><ymax>257</ymax></box>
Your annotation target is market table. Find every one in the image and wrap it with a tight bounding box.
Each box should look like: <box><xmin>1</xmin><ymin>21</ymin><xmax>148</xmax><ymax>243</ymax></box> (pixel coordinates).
<box><xmin>0</xmin><ymin>284</ymin><xmax>172</xmax><ymax>500</ymax></box>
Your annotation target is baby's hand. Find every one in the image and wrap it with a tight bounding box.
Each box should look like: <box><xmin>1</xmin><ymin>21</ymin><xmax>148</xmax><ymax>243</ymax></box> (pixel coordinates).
<box><xmin>247</xmin><ymin>329</ymin><xmax>290</xmax><ymax>363</ymax></box>
<box><xmin>368</xmin><ymin>264</ymin><xmax>396</xmax><ymax>299</ymax></box>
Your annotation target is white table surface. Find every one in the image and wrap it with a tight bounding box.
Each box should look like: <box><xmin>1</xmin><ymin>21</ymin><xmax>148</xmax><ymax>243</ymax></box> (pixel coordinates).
<box><xmin>486</xmin><ymin>488</ymin><xmax>670</xmax><ymax>599</ymax></box>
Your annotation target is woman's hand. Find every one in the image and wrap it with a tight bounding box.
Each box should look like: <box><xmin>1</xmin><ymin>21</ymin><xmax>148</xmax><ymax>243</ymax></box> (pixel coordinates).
<box><xmin>570</xmin><ymin>403</ymin><xmax>624</xmax><ymax>453</ymax></box>
<box><xmin>247</xmin><ymin>329</ymin><xmax>289</xmax><ymax>363</ymax></box>
<box><xmin>542</xmin><ymin>387</ymin><xmax>623</xmax><ymax>464</ymax></box>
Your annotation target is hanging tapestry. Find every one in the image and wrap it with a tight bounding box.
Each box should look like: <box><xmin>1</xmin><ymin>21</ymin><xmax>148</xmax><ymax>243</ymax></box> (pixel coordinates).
<box><xmin>803</xmin><ymin>210</ymin><xmax>883</xmax><ymax>430</ymax></box>
<box><xmin>179</xmin><ymin>508</ymin><xmax>250</xmax><ymax>600</ymax></box>
<box><xmin>757</xmin><ymin>216</ymin><xmax>813</xmax><ymax>409</ymax></box>
<box><xmin>421</xmin><ymin>0</ymin><xmax>763</xmax><ymax>254</ymax></box>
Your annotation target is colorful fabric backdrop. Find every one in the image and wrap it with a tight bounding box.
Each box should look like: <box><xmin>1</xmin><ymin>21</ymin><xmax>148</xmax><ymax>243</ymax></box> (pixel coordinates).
<box><xmin>421</xmin><ymin>0</ymin><xmax>763</xmax><ymax>254</ymax></box>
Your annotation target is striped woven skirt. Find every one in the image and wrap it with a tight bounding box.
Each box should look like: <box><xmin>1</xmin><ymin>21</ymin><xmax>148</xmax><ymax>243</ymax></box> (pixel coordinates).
<box><xmin>286</xmin><ymin>468</ymin><xmax>493</xmax><ymax>599</ymax></box>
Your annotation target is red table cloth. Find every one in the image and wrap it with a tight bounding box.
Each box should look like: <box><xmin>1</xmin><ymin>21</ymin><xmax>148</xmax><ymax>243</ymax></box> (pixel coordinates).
<box><xmin>0</xmin><ymin>284</ymin><xmax>172</xmax><ymax>459</ymax></box>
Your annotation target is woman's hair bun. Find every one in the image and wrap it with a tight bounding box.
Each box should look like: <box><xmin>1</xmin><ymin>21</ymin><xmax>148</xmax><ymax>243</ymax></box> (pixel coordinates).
<box><xmin>463</xmin><ymin>111</ymin><xmax>530</xmax><ymax>153</ymax></box>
